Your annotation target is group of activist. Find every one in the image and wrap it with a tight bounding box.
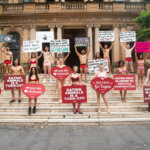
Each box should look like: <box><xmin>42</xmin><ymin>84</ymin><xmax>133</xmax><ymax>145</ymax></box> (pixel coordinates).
<box><xmin>0</xmin><ymin>30</ymin><xmax>150</xmax><ymax>116</ymax></box>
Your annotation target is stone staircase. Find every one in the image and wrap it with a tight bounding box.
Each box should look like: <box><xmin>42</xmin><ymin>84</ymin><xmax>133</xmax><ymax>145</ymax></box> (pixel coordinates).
<box><xmin>0</xmin><ymin>74</ymin><xmax>150</xmax><ymax>126</ymax></box>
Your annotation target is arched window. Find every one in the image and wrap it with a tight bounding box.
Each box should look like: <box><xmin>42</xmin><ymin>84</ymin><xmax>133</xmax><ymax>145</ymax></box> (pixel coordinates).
<box><xmin>7</xmin><ymin>32</ymin><xmax>20</xmax><ymax>61</ymax></box>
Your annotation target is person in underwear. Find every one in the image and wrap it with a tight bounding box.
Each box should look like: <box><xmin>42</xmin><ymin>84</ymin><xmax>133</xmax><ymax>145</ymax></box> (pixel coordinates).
<box><xmin>117</xmin><ymin>60</ymin><xmax>129</xmax><ymax>103</ymax></box>
<box><xmin>28</xmin><ymin>67</ymin><xmax>40</xmax><ymax>115</ymax></box>
<box><xmin>1</xmin><ymin>43</ymin><xmax>13</xmax><ymax>74</ymax></box>
<box><xmin>98</xmin><ymin>42</ymin><xmax>114</xmax><ymax>73</ymax></box>
<box><xmin>9</xmin><ymin>58</ymin><xmax>24</xmax><ymax>104</ymax></box>
<box><xmin>69</xmin><ymin>66</ymin><xmax>82</xmax><ymax>114</ymax></box>
<box><xmin>74</xmin><ymin>45</ymin><xmax>90</xmax><ymax>82</ymax></box>
<box><xmin>135</xmin><ymin>51</ymin><xmax>150</xmax><ymax>88</ymax></box>
<box><xmin>93</xmin><ymin>64</ymin><xmax>110</xmax><ymax>114</ymax></box>
<box><xmin>120</xmin><ymin>42</ymin><xmax>135</xmax><ymax>73</ymax></box>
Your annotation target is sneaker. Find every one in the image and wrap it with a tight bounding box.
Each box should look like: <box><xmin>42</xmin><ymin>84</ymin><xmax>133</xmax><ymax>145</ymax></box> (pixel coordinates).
<box><xmin>18</xmin><ymin>99</ymin><xmax>21</xmax><ymax>103</ymax></box>
<box><xmin>9</xmin><ymin>99</ymin><xmax>15</xmax><ymax>104</ymax></box>
<box><xmin>42</xmin><ymin>79</ymin><xmax>46</xmax><ymax>83</ymax></box>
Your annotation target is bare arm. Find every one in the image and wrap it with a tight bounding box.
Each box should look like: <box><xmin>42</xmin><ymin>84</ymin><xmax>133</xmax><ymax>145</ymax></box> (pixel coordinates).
<box><xmin>94</xmin><ymin>72</ymin><xmax>98</xmax><ymax>78</ymax></box>
<box><xmin>98</xmin><ymin>42</ymin><xmax>104</xmax><ymax>52</ymax></box>
<box><xmin>21</xmin><ymin>66</ymin><xmax>25</xmax><ymax>75</ymax></box>
<box><xmin>144</xmin><ymin>52</ymin><xmax>150</xmax><ymax>61</ymax></box>
<box><xmin>131</xmin><ymin>43</ymin><xmax>135</xmax><ymax>51</ymax></box>
<box><xmin>74</xmin><ymin>45</ymin><xmax>80</xmax><ymax>57</ymax></box>
<box><xmin>109</xmin><ymin>42</ymin><xmax>114</xmax><ymax>51</ymax></box>
<box><xmin>50</xmin><ymin>52</ymin><xmax>57</xmax><ymax>62</ymax></box>
<box><xmin>79</xmin><ymin>74</ymin><xmax>81</xmax><ymax>85</ymax></box>
<box><xmin>11</xmin><ymin>52</ymin><xmax>13</xmax><ymax>64</ymax></box>
<box><xmin>120</xmin><ymin>43</ymin><xmax>127</xmax><ymax>51</ymax></box>
<box><xmin>145</xmin><ymin>69</ymin><xmax>150</xmax><ymax>85</ymax></box>
<box><xmin>135</xmin><ymin>51</ymin><xmax>138</xmax><ymax>62</ymax></box>
<box><xmin>63</xmin><ymin>51</ymin><xmax>70</xmax><ymax>62</ymax></box>
<box><xmin>37</xmin><ymin>52</ymin><xmax>43</xmax><ymax>60</ymax></box>
<box><xmin>87</xmin><ymin>46</ymin><xmax>91</xmax><ymax>56</ymax></box>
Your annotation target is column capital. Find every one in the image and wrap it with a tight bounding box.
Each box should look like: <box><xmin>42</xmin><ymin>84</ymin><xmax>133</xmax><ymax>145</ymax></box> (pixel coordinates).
<box><xmin>48</xmin><ymin>25</ymin><xmax>55</xmax><ymax>28</ymax></box>
<box><xmin>120</xmin><ymin>24</ymin><xmax>127</xmax><ymax>28</ymax></box>
<box><xmin>56</xmin><ymin>25</ymin><xmax>63</xmax><ymax>28</ymax></box>
<box><xmin>94</xmin><ymin>24</ymin><xmax>101</xmax><ymax>28</ymax></box>
<box><xmin>86</xmin><ymin>24</ymin><xmax>93</xmax><ymax>28</ymax></box>
<box><xmin>30</xmin><ymin>25</ymin><xmax>36</xmax><ymax>29</ymax></box>
<box><xmin>113</xmin><ymin>24</ymin><xmax>120</xmax><ymax>28</ymax></box>
<box><xmin>22</xmin><ymin>25</ymin><xmax>30</xmax><ymax>29</ymax></box>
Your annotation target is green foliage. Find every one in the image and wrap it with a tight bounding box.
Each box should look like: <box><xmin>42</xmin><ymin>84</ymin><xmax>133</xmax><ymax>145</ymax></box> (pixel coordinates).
<box><xmin>134</xmin><ymin>12</ymin><xmax>150</xmax><ymax>41</ymax></box>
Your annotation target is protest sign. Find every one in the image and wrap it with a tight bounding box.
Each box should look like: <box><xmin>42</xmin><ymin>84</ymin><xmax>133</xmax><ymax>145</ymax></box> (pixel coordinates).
<box><xmin>23</xmin><ymin>40</ymin><xmax>41</xmax><ymax>53</ymax></box>
<box><xmin>114</xmin><ymin>75</ymin><xmax>136</xmax><ymax>90</ymax></box>
<box><xmin>91</xmin><ymin>78</ymin><xmax>114</xmax><ymax>94</ymax></box>
<box><xmin>120</xmin><ymin>31</ymin><xmax>136</xmax><ymax>42</ymax></box>
<box><xmin>62</xmin><ymin>85</ymin><xmax>87</xmax><ymax>103</ymax></box>
<box><xmin>75</xmin><ymin>37</ymin><xmax>90</xmax><ymax>47</ymax></box>
<box><xmin>99</xmin><ymin>31</ymin><xmax>114</xmax><ymax>42</ymax></box>
<box><xmin>22</xmin><ymin>83</ymin><xmax>45</xmax><ymax>99</ymax></box>
<box><xmin>0</xmin><ymin>34</ymin><xmax>12</xmax><ymax>43</ymax></box>
<box><xmin>51</xmin><ymin>66</ymin><xmax>72</xmax><ymax>80</ymax></box>
<box><xmin>135</xmin><ymin>42</ymin><xmax>150</xmax><ymax>53</ymax></box>
<box><xmin>4</xmin><ymin>75</ymin><xmax>26</xmax><ymax>90</ymax></box>
<box><xmin>143</xmin><ymin>86</ymin><xmax>150</xmax><ymax>103</ymax></box>
<box><xmin>88</xmin><ymin>59</ymin><xmax>109</xmax><ymax>73</ymax></box>
<box><xmin>50</xmin><ymin>39</ymin><xmax>70</xmax><ymax>53</ymax></box>
<box><xmin>0</xmin><ymin>34</ymin><xmax>4</xmax><ymax>42</ymax></box>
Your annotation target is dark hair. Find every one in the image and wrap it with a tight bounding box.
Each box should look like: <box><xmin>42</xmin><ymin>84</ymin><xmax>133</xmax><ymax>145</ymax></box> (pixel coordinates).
<box><xmin>95</xmin><ymin>52</ymin><xmax>101</xmax><ymax>60</ymax></box>
<box><xmin>13</xmin><ymin>58</ymin><xmax>20</xmax><ymax>66</ymax></box>
<box><xmin>99</xmin><ymin>63</ymin><xmax>103</xmax><ymax>66</ymax></box>
<box><xmin>72</xmin><ymin>66</ymin><xmax>78</xmax><ymax>72</ymax></box>
<box><xmin>31</xmin><ymin>52</ymin><xmax>36</xmax><ymax>58</ymax></box>
<box><xmin>58</xmin><ymin>54</ymin><xmax>62</xmax><ymax>59</ymax></box>
<box><xmin>138</xmin><ymin>53</ymin><xmax>143</xmax><ymax>60</ymax></box>
<box><xmin>44</xmin><ymin>45</ymin><xmax>49</xmax><ymax>51</ymax></box>
<box><xmin>118</xmin><ymin>60</ymin><xmax>124</xmax><ymax>67</ymax></box>
<box><xmin>28</xmin><ymin>67</ymin><xmax>39</xmax><ymax>81</ymax></box>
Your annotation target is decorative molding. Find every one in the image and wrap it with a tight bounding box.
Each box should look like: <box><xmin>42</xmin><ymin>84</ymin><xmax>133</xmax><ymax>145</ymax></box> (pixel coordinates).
<box><xmin>86</xmin><ymin>24</ymin><xmax>93</xmax><ymax>28</ymax></box>
<box><xmin>94</xmin><ymin>24</ymin><xmax>101</xmax><ymax>28</ymax></box>
<box><xmin>48</xmin><ymin>25</ymin><xmax>56</xmax><ymax>28</ymax></box>
<box><xmin>56</xmin><ymin>24</ymin><xmax>63</xmax><ymax>28</ymax></box>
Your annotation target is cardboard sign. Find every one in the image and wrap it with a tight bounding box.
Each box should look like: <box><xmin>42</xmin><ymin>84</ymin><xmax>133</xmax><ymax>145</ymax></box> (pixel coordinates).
<box><xmin>62</xmin><ymin>85</ymin><xmax>87</xmax><ymax>103</ymax></box>
<box><xmin>99</xmin><ymin>31</ymin><xmax>114</xmax><ymax>42</ymax></box>
<box><xmin>4</xmin><ymin>75</ymin><xmax>26</xmax><ymax>90</ymax></box>
<box><xmin>136</xmin><ymin>42</ymin><xmax>150</xmax><ymax>53</ymax></box>
<box><xmin>114</xmin><ymin>75</ymin><xmax>136</xmax><ymax>90</ymax></box>
<box><xmin>120</xmin><ymin>31</ymin><xmax>136</xmax><ymax>42</ymax></box>
<box><xmin>75</xmin><ymin>37</ymin><xmax>90</xmax><ymax>47</ymax></box>
<box><xmin>143</xmin><ymin>86</ymin><xmax>150</xmax><ymax>103</ymax></box>
<box><xmin>91</xmin><ymin>78</ymin><xmax>114</xmax><ymax>94</ymax></box>
<box><xmin>88</xmin><ymin>59</ymin><xmax>109</xmax><ymax>73</ymax></box>
<box><xmin>23</xmin><ymin>40</ymin><xmax>41</xmax><ymax>53</ymax></box>
<box><xmin>0</xmin><ymin>34</ymin><xmax>4</xmax><ymax>42</ymax></box>
<box><xmin>51</xmin><ymin>66</ymin><xmax>72</xmax><ymax>80</ymax></box>
<box><xmin>50</xmin><ymin>39</ymin><xmax>70</xmax><ymax>53</ymax></box>
<box><xmin>0</xmin><ymin>34</ymin><xmax>12</xmax><ymax>43</ymax></box>
<box><xmin>22</xmin><ymin>83</ymin><xmax>45</xmax><ymax>99</ymax></box>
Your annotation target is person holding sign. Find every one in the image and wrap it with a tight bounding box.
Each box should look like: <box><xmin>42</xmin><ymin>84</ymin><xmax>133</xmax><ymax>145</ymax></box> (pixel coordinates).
<box><xmin>41</xmin><ymin>46</ymin><xmax>52</xmax><ymax>83</ymax></box>
<box><xmin>28</xmin><ymin>67</ymin><xmax>40</xmax><ymax>115</ymax></box>
<box><xmin>0</xmin><ymin>43</ymin><xmax>13</xmax><ymax>74</ymax></box>
<box><xmin>94</xmin><ymin>64</ymin><xmax>110</xmax><ymax>113</ymax></box>
<box><xmin>27</xmin><ymin>52</ymin><xmax>42</xmax><ymax>70</ymax></box>
<box><xmin>135</xmin><ymin>51</ymin><xmax>150</xmax><ymax>88</ymax></box>
<box><xmin>120</xmin><ymin>42</ymin><xmax>135</xmax><ymax>73</ymax></box>
<box><xmin>98</xmin><ymin>42</ymin><xmax>114</xmax><ymax>73</ymax></box>
<box><xmin>68</xmin><ymin>66</ymin><xmax>82</xmax><ymax>114</ymax></box>
<box><xmin>74</xmin><ymin>45</ymin><xmax>90</xmax><ymax>82</ymax></box>
<box><xmin>9</xmin><ymin>58</ymin><xmax>24</xmax><ymax>103</ymax></box>
<box><xmin>117</xmin><ymin>61</ymin><xmax>129</xmax><ymax>102</ymax></box>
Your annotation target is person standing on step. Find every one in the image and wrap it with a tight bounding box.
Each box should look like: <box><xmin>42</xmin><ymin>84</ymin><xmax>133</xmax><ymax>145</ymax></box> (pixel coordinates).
<box><xmin>28</xmin><ymin>67</ymin><xmax>40</xmax><ymax>115</ymax></box>
<box><xmin>69</xmin><ymin>66</ymin><xmax>82</xmax><ymax>114</ymax></box>
<box><xmin>98</xmin><ymin>42</ymin><xmax>114</xmax><ymax>73</ymax></box>
<box><xmin>135</xmin><ymin>51</ymin><xmax>150</xmax><ymax>88</ymax></box>
<box><xmin>26</xmin><ymin>52</ymin><xmax>42</xmax><ymax>70</ymax></box>
<box><xmin>9</xmin><ymin>58</ymin><xmax>24</xmax><ymax>104</ymax></box>
<box><xmin>74</xmin><ymin>45</ymin><xmax>90</xmax><ymax>82</ymax></box>
<box><xmin>117</xmin><ymin>60</ymin><xmax>129</xmax><ymax>103</ymax></box>
<box><xmin>0</xmin><ymin>43</ymin><xmax>13</xmax><ymax>74</ymax></box>
<box><xmin>41</xmin><ymin>45</ymin><xmax>52</xmax><ymax>83</ymax></box>
<box><xmin>93</xmin><ymin>64</ymin><xmax>110</xmax><ymax>114</ymax></box>
<box><xmin>120</xmin><ymin>42</ymin><xmax>135</xmax><ymax>73</ymax></box>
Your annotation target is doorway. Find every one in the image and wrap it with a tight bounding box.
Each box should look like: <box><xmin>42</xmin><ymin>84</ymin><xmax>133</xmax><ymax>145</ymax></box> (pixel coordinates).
<box><xmin>63</xmin><ymin>29</ymin><xmax>86</xmax><ymax>69</ymax></box>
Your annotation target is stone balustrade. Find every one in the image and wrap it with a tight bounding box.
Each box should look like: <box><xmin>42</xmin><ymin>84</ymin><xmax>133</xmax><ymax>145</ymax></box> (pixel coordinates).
<box><xmin>0</xmin><ymin>61</ymin><xmax>4</xmax><ymax>81</ymax></box>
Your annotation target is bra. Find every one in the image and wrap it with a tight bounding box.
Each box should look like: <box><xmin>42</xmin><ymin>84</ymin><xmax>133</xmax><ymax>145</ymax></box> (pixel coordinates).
<box><xmin>29</xmin><ymin>78</ymin><xmax>38</xmax><ymax>82</ymax></box>
<box><xmin>138</xmin><ymin>60</ymin><xmax>144</xmax><ymax>65</ymax></box>
<box><xmin>71</xmin><ymin>74</ymin><xmax>79</xmax><ymax>82</ymax></box>
<box><xmin>96</xmin><ymin>72</ymin><xmax>106</xmax><ymax>78</ymax></box>
<box><xmin>118</xmin><ymin>67</ymin><xmax>126</xmax><ymax>74</ymax></box>
<box><xmin>30</xmin><ymin>59</ymin><xmax>37</xmax><ymax>64</ymax></box>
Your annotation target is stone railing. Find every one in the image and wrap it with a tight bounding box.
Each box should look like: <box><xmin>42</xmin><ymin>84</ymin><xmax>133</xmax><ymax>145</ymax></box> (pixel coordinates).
<box><xmin>61</xmin><ymin>3</ymin><xmax>87</xmax><ymax>10</ymax></box>
<box><xmin>0</xmin><ymin>0</ymin><xmax>8</xmax><ymax>3</ymax></box>
<box><xmin>3</xmin><ymin>4</ymin><xmax>23</xmax><ymax>12</ymax></box>
<box><xmin>125</xmin><ymin>2</ymin><xmax>146</xmax><ymax>11</ymax></box>
<box><xmin>0</xmin><ymin>61</ymin><xmax>4</xmax><ymax>81</ymax></box>
<box><xmin>99</xmin><ymin>2</ymin><xmax>113</xmax><ymax>11</ymax></box>
<box><xmin>35</xmin><ymin>3</ymin><xmax>49</xmax><ymax>11</ymax></box>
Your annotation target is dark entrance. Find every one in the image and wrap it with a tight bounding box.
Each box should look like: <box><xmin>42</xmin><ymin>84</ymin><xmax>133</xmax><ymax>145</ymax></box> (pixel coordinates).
<box><xmin>63</xmin><ymin>29</ymin><xmax>86</xmax><ymax>69</ymax></box>
<box><xmin>7</xmin><ymin>32</ymin><xmax>20</xmax><ymax>61</ymax></box>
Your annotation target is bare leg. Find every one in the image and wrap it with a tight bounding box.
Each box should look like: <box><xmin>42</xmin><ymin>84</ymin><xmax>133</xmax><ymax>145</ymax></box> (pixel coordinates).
<box><xmin>34</xmin><ymin>98</ymin><xmax>37</xmax><ymax>107</ymax></box>
<box><xmin>43</xmin><ymin>66</ymin><xmax>47</xmax><ymax>83</ymax></box>
<box><xmin>77</xmin><ymin>103</ymin><xmax>82</xmax><ymax>114</ymax></box>
<box><xmin>8</xmin><ymin>64</ymin><xmax>11</xmax><ymax>74</ymax></box>
<box><xmin>28</xmin><ymin>98</ymin><xmax>31</xmax><ymax>107</ymax></box>
<box><xmin>120</xmin><ymin>91</ymin><xmax>123</xmax><ymax>102</ymax></box>
<box><xmin>4</xmin><ymin>64</ymin><xmax>6</xmax><ymax>75</ymax></box>
<box><xmin>96</xmin><ymin>92</ymin><xmax>100</xmax><ymax>112</ymax></box>
<box><xmin>48</xmin><ymin>66</ymin><xmax>51</xmax><ymax>78</ymax></box>
<box><xmin>80</xmin><ymin>67</ymin><xmax>83</xmax><ymax>81</ymax></box>
<box><xmin>124</xmin><ymin>90</ymin><xmax>127</xmax><ymax>102</ymax></box>
<box><xmin>11</xmin><ymin>90</ymin><xmax>15</xmax><ymax>100</ymax></box>
<box><xmin>141</xmin><ymin>72</ymin><xmax>144</xmax><ymax>88</ymax></box>
<box><xmin>125</xmin><ymin>61</ymin><xmax>129</xmax><ymax>72</ymax></box>
<box><xmin>19</xmin><ymin>89</ymin><xmax>21</xmax><ymax>100</ymax></box>
<box><xmin>130</xmin><ymin>61</ymin><xmax>134</xmax><ymax>73</ymax></box>
<box><xmin>102</xmin><ymin>94</ymin><xmax>110</xmax><ymax>113</ymax></box>
<box><xmin>84</xmin><ymin>67</ymin><xmax>87</xmax><ymax>82</ymax></box>
<box><xmin>73</xmin><ymin>103</ymin><xmax>76</xmax><ymax>114</ymax></box>
<box><xmin>137</xmin><ymin>71</ymin><xmax>141</xmax><ymax>88</ymax></box>
<box><xmin>57</xmin><ymin>80</ymin><xmax>62</xmax><ymax>101</ymax></box>
<box><xmin>108</xmin><ymin>60</ymin><xmax>111</xmax><ymax>73</ymax></box>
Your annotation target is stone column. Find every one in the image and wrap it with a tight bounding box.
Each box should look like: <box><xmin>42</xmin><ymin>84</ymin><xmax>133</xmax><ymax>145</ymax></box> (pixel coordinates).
<box><xmin>0</xmin><ymin>27</ymin><xmax>3</xmax><ymax>61</ymax></box>
<box><xmin>113</xmin><ymin>24</ymin><xmax>120</xmax><ymax>63</ymax></box>
<box><xmin>30</xmin><ymin>25</ymin><xmax>36</xmax><ymax>40</ymax></box>
<box><xmin>94</xmin><ymin>24</ymin><xmax>101</xmax><ymax>54</ymax></box>
<box><xmin>87</xmin><ymin>24</ymin><xmax>93</xmax><ymax>60</ymax></box>
<box><xmin>57</xmin><ymin>25</ymin><xmax>63</xmax><ymax>40</ymax></box>
<box><xmin>120</xmin><ymin>25</ymin><xmax>127</xmax><ymax>60</ymax></box>
<box><xmin>48</xmin><ymin>25</ymin><xmax>55</xmax><ymax>39</ymax></box>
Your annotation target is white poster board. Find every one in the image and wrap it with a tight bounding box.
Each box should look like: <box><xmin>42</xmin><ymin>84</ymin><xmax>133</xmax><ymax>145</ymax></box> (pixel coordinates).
<box><xmin>23</xmin><ymin>40</ymin><xmax>41</xmax><ymax>53</ymax></box>
<box><xmin>99</xmin><ymin>31</ymin><xmax>114</xmax><ymax>42</ymax></box>
<box><xmin>88</xmin><ymin>59</ymin><xmax>109</xmax><ymax>73</ymax></box>
<box><xmin>120</xmin><ymin>31</ymin><xmax>136</xmax><ymax>42</ymax></box>
<box><xmin>50</xmin><ymin>39</ymin><xmax>70</xmax><ymax>53</ymax></box>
